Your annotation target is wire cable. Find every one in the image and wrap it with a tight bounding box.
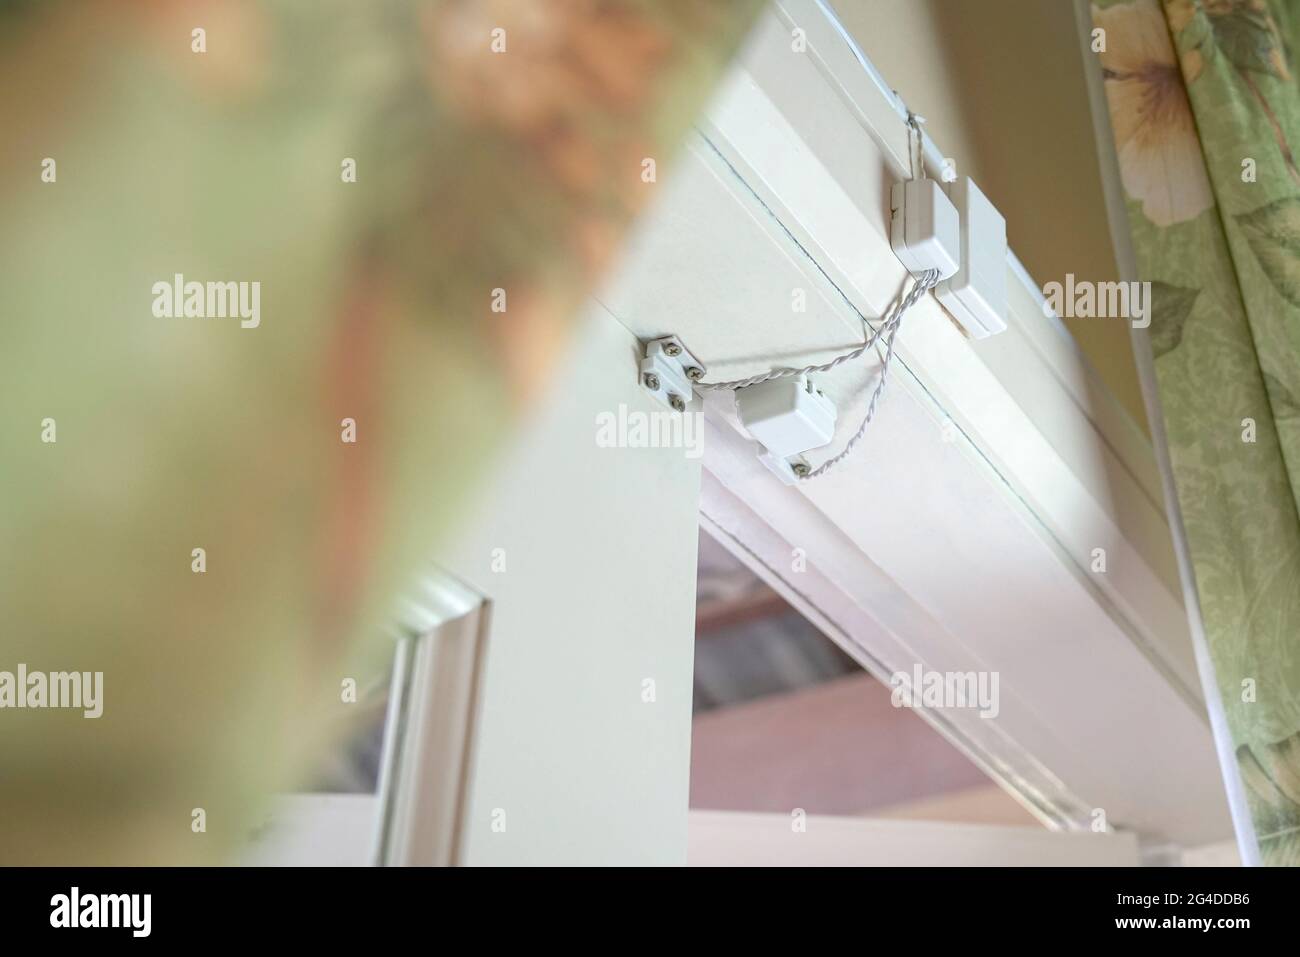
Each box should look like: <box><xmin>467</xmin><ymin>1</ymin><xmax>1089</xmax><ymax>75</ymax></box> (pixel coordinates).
<box><xmin>803</xmin><ymin>268</ymin><xmax>940</xmax><ymax>479</ymax></box>
<box><xmin>695</xmin><ymin>267</ymin><xmax>940</xmax><ymax>479</ymax></box>
<box><xmin>691</xmin><ymin>103</ymin><xmax>945</xmax><ymax>481</ymax></box>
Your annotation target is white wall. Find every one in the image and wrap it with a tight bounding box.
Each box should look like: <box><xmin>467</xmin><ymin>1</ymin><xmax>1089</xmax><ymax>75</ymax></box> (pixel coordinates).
<box><xmin>440</xmin><ymin>308</ymin><xmax>703</xmax><ymax>866</ymax></box>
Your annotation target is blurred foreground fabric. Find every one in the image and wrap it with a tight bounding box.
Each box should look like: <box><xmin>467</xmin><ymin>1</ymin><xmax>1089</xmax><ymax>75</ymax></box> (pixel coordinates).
<box><xmin>0</xmin><ymin>0</ymin><xmax>759</xmax><ymax>863</ymax></box>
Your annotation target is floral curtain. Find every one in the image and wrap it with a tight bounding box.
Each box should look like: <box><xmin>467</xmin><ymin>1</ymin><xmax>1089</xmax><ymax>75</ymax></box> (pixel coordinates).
<box><xmin>1095</xmin><ymin>0</ymin><xmax>1300</xmax><ymax>864</ymax></box>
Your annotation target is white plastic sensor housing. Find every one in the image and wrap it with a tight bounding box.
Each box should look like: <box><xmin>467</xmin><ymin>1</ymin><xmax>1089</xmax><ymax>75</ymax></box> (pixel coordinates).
<box><xmin>935</xmin><ymin>177</ymin><xmax>1007</xmax><ymax>339</ymax></box>
<box><xmin>890</xmin><ymin>179</ymin><xmax>960</xmax><ymax>281</ymax></box>
<box><xmin>735</xmin><ymin>374</ymin><xmax>837</xmax><ymax>460</ymax></box>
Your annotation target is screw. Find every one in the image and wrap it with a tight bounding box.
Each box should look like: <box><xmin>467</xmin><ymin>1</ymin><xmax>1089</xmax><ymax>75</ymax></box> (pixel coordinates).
<box><xmin>686</xmin><ymin>366</ymin><xmax>704</xmax><ymax>381</ymax></box>
<box><xmin>669</xmin><ymin>394</ymin><xmax>686</xmax><ymax>412</ymax></box>
<box><xmin>792</xmin><ymin>462</ymin><xmax>810</xmax><ymax>478</ymax></box>
<box><xmin>664</xmin><ymin>342</ymin><xmax>682</xmax><ymax>357</ymax></box>
<box><xmin>644</xmin><ymin>372</ymin><xmax>660</xmax><ymax>391</ymax></box>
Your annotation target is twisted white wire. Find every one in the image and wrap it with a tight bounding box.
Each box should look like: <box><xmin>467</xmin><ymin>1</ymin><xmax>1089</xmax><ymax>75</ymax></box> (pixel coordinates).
<box><xmin>695</xmin><ymin>268</ymin><xmax>941</xmax><ymax>479</ymax></box>
<box><xmin>803</xmin><ymin>269</ymin><xmax>940</xmax><ymax>478</ymax></box>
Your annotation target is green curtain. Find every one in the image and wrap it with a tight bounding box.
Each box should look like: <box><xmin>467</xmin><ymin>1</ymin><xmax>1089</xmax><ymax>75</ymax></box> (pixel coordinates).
<box><xmin>1094</xmin><ymin>0</ymin><xmax>1300</xmax><ymax>864</ymax></box>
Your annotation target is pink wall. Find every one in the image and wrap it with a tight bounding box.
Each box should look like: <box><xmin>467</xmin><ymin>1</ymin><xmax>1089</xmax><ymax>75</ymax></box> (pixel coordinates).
<box><xmin>690</xmin><ymin>672</ymin><xmax>1027</xmax><ymax>819</ymax></box>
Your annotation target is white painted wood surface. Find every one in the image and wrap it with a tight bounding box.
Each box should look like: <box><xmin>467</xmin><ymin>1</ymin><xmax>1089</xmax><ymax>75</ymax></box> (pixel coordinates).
<box><xmin>597</xmin><ymin>1</ymin><xmax>1232</xmax><ymax>848</ymax></box>
<box><xmin>374</xmin><ymin>575</ymin><xmax>488</xmax><ymax>867</ymax></box>
<box><xmin>438</xmin><ymin>309</ymin><xmax>704</xmax><ymax>866</ymax></box>
<box><xmin>688</xmin><ymin>810</ymin><xmax>1140</xmax><ymax>867</ymax></box>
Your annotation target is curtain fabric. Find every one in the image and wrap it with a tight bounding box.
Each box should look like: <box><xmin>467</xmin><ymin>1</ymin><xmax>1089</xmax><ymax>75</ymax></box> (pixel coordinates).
<box><xmin>1094</xmin><ymin>0</ymin><xmax>1300</xmax><ymax>864</ymax></box>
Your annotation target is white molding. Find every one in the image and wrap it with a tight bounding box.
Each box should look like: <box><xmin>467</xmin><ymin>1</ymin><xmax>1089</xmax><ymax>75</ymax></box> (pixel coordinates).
<box><xmin>707</xmin><ymin>6</ymin><xmax>1195</xmax><ymax>698</ymax></box>
<box><xmin>239</xmin><ymin>571</ymin><xmax>490</xmax><ymax>867</ymax></box>
<box><xmin>688</xmin><ymin>809</ymin><xmax>1140</xmax><ymax>867</ymax></box>
<box><xmin>374</xmin><ymin>572</ymin><xmax>489</xmax><ymax>867</ymax></box>
<box><xmin>697</xmin><ymin>468</ymin><xmax>1091</xmax><ymax>831</ymax></box>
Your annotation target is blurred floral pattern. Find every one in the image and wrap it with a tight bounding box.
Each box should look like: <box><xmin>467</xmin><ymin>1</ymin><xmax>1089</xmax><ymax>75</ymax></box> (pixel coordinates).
<box><xmin>0</xmin><ymin>0</ymin><xmax>759</xmax><ymax>863</ymax></box>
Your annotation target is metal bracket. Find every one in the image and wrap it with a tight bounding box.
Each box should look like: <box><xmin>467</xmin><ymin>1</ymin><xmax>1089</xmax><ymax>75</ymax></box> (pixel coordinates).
<box><xmin>639</xmin><ymin>335</ymin><xmax>705</xmax><ymax>412</ymax></box>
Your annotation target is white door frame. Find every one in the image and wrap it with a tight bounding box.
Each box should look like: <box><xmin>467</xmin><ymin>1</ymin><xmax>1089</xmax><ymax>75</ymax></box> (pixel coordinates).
<box><xmin>596</xmin><ymin>0</ymin><xmax>1231</xmax><ymax>850</ymax></box>
<box><xmin>373</xmin><ymin>572</ymin><xmax>490</xmax><ymax>866</ymax></box>
<box><xmin>242</xmin><ymin>569</ymin><xmax>489</xmax><ymax>867</ymax></box>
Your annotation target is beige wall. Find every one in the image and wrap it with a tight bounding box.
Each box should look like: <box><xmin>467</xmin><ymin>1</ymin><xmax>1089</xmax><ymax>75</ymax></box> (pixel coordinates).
<box><xmin>831</xmin><ymin>0</ymin><xmax>1147</xmax><ymax>429</ymax></box>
